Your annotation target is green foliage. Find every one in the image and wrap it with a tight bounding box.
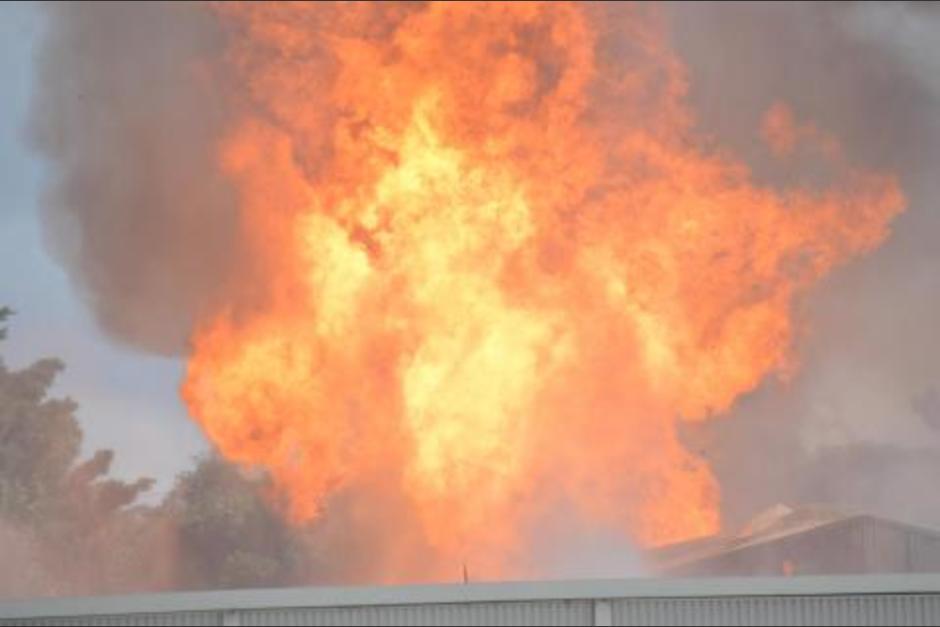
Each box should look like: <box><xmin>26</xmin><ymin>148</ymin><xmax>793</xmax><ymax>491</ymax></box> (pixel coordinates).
<box><xmin>0</xmin><ymin>308</ymin><xmax>314</xmax><ymax>596</ymax></box>
<box><xmin>168</xmin><ymin>455</ymin><xmax>305</xmax><ymax>589</ymax></box>
<box><xmin>0</xmin><ymin>357</ymin><xmax>81</xmax><ymax>523</ymax></box>
<box><xmin>0</xmin><ymin>307</ymin><xmax>12</xmax><ymax>342</ymax></box>
<box><xmin>0</xmin><ymin>309</ymin><xmax>154</xmax><ymax>526</ymax></box>
<box><xmin>0</xmin><ymin>308</ymin><xmax>160</xmax><ymax>597</ymax></box>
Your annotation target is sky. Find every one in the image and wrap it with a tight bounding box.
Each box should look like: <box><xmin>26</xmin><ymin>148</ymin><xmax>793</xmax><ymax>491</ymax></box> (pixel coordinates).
<box><xmin>0</xmin><ymin>1</ymin><xmax>207</xmax><ymax>496</ymax></box>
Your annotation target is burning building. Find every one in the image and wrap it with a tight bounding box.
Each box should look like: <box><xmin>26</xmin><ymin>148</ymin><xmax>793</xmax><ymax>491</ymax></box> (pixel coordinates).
<box><xmin>650</xmin><ymin>505</ymin><xmax>940</xmax><ymax>578</ymax></box>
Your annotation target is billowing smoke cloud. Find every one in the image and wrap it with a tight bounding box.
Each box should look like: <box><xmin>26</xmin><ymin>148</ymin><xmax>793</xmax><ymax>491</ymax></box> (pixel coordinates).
<box><xmin>667</xmin><ymin>1</ymin><xmax>940</xmax><ymax>530</ymax></box>
<box><xmin>27</xmin><ymin>0</ymin><xmax>940</xmax><ymax>585</ymax></box>
<box><xmin>30</xmin><ymin>2</ymin><xmax>243</xmax><ymax>355</ymax></box>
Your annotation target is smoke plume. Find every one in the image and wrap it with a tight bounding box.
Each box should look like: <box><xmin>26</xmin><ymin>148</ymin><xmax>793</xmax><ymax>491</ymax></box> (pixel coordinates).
<box><xmin>666</xmin><ymin>0</ymin><xmax>940</xmax><ymax>531</ymax></box>
<box><xmin>30</xmin><ymin>2</ymin><xmax>243</xmax><ymax>355</ymax></box>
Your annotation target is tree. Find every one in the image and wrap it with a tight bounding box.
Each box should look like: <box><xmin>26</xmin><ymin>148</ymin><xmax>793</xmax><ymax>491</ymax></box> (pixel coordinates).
<box><xmin>167</xmin><ymin>455</ymin><xmax>308</xmax><ymax>589</ymax></box>
<box><xmin>1</xmin><ymin>307</ymin><xmax>317</xmax><ymax>596</ymax></box>
<box><xmin>0</xmin><ymin>306</ymin><xmax>11</xmax><ymax>341</ymax></box>
<box><xmin>0</xmin><ymin>308</ymin><xmax>158</xmax><ymax>596</ymax></box>
<box><xmin>0</xmin><ymin>307</ymin><xmax>81</xmax><ymax>524</ymax></box>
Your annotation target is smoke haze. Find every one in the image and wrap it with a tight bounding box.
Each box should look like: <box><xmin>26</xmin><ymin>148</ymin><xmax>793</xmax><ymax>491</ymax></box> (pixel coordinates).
<box><xmin>666</xmin><ymin>1</ymin><xmax>940</xmax><ymax>530</ymax></box>
<box><xmin>21</xmin><ymin>1</ymin><xmax>940</xmax><ymax>586</ymax></box>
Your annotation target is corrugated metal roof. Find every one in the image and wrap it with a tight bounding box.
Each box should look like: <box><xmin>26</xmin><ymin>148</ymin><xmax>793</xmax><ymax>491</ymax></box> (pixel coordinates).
<box><xmin>648</xmin><ymin>507</ymin><xmax>940</xmax><ymax>574</ymax></box>
<box><xmin>610</xmin><ymin>593</ymin><xmax>940</xmax><ymax>627</ymax></box>
<box><xmin>3</xmin><ymin>574</ymin><xmax>940</xmax><ymax>626</ymax></box>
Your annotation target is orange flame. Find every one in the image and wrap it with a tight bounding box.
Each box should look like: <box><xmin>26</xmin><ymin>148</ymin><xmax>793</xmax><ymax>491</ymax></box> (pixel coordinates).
<box><xmin>181</xmin><ymin>2</ymin><xmax>904</xmax><ymax>579</ymax></box>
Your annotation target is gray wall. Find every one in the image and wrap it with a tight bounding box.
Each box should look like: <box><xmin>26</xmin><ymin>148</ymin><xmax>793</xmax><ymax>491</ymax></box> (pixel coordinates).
<box><xmin>4</xmin><ymin>575</ymin><xmax>940</xmax><ymax>626</ymax></box>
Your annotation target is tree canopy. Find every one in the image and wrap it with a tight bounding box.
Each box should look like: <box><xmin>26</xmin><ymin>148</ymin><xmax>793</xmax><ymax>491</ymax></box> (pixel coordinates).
<box><xmin>0</xmin><ymin>306</ymin><xmax>317</xmax><ymax>597</ymax></box>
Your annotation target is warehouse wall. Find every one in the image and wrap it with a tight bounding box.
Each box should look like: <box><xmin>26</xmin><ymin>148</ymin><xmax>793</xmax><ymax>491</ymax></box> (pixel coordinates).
<box><xmin>4</xmin><ymin>575</ymin><xmax>940</xmax><ymax>626</ymax></box>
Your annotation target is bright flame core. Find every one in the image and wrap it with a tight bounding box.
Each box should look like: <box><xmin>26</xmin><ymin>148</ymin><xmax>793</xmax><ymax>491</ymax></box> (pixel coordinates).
<box><xmin>182</xmin><ymin>2</ymin><xmax>904</xmax><ymax>579</ymax></box>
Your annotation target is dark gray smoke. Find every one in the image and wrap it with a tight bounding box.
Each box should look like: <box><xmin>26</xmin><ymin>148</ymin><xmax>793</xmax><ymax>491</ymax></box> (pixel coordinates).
<box><xmin>667</xmin><ymin>1</ymin><xmax>940</xmax><ymax>531</ymax></box>
<box><xmin>30</xmin><ymin>2</ymin><xmax>242</xmax><ymax>355</ymax></box>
